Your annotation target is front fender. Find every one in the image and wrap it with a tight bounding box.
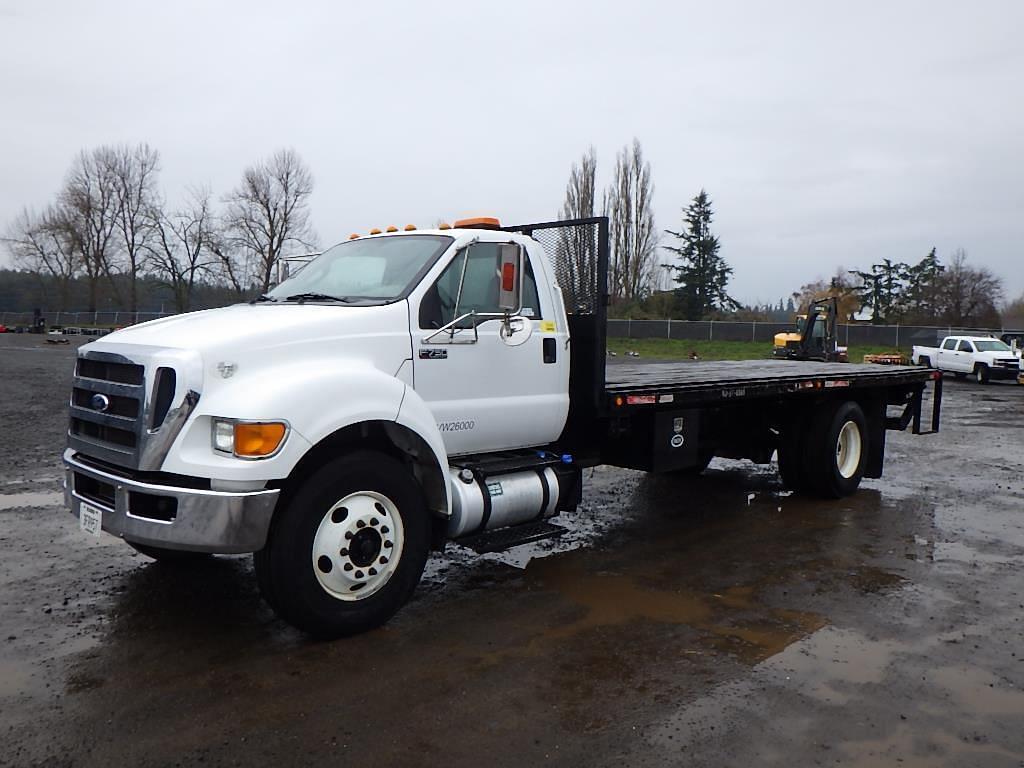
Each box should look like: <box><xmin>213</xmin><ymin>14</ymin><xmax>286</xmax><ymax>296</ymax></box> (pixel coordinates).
<box><xmin>161</xmin><ymin>361</ymin><xmax>409</xmax><ymax>481</ymax></box>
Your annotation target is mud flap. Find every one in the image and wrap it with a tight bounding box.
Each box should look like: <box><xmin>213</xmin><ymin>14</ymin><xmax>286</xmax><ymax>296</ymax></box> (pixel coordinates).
<box><xmin>864</xmin><ymin>399</ymin><xmax>886</xmax><ymax>479</ymax></box>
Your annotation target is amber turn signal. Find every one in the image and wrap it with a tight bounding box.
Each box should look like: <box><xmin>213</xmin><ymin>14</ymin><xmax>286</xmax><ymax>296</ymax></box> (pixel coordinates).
<box><xmin>233</xmin><ymin>422</ymin><xmax>287</xmax><ymax>457</ymax></box>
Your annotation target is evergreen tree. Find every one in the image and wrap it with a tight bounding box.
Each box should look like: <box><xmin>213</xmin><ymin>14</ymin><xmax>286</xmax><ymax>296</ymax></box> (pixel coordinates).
<box><xmin>785</xmin><ymin>296</ymin><xmax>796</xmax><ymax>313</ymax></box>
<box><xmin>664</xmin><ymin>189</ymin><xmax>737</xmax><ymax>320</ymax></box>
<box><xmin>904</xmin><ymin>247</ymin><xmax>944</xmax><ymax>323</ymax></box>
<box><xmin>850</xmin><ymin>259</ymin><xmax>909</xmax><ymax>323</ymax></box>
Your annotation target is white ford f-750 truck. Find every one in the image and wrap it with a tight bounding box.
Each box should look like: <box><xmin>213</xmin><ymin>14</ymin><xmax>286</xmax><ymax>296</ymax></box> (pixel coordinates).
<box><xmin>911</xmin><ymin>335</ymin><xmax>1020</xmax><ymax>384</ymax></box>
<box><xmin>64</xmin><ymin>217</ymin><xmax>942</xmax><ymax>636</ymax></box>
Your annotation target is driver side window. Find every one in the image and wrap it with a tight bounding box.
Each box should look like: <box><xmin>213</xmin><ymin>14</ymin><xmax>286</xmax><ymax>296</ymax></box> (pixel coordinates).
<box><xmin>418</xmin><ymin>243</ymin><xmax>541</xmax><ymax>329</ymax></box>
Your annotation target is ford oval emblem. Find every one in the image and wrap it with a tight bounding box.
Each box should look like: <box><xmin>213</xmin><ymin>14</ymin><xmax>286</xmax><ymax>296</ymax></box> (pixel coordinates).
<box><xmin>90</xmin><ymin>393</ymin><xmax>110</xmax><ymax>412</ymax></box>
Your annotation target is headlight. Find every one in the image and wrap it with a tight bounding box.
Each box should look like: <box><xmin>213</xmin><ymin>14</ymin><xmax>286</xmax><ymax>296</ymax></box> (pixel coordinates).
<box><xmin>212</xmin><ymin>418</ymin><xmax>288</xmax><ymax>458</ymax></box>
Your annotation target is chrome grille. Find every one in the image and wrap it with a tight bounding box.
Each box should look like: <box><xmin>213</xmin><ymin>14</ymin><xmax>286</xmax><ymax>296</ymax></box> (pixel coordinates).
<box><xmin>69</xmin><ymin>352</ymin><xmax>146</xmax><ymax>467</ymax></box>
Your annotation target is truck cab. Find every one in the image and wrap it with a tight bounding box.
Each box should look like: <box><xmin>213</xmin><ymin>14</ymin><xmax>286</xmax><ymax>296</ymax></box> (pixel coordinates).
<box><xmin>64</xmin><ymin>218</ymin><xmax>582</xmax><ymax>636</ymax></box>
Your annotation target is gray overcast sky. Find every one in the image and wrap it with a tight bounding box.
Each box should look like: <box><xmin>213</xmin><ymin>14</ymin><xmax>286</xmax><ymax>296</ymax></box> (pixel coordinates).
<box><xmin>2</xmin><ymin>0</ymin><xmax>1022</xmax><ymax>306</ymax></box>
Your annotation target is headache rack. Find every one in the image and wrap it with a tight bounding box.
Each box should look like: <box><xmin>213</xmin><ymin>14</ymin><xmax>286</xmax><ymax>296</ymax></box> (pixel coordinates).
<box><xmin>504</xmin><ymin>217</ymin><xmax>610</xmax><ymax>438</ymax></box>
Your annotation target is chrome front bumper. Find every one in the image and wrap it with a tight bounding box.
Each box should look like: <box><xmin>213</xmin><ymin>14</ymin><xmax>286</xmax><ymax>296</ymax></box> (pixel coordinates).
<box><xmin>63</xmin><ymin>449</ymin><xmax>279</xmax><ymax>554</ymax></box>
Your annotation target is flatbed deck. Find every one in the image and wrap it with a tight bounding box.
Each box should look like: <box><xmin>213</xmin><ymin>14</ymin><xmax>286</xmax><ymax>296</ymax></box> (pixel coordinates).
<box><xmin>604</xmin><ymin>359</ymin><xmax>934</xmax><ymax>406</ymax></box>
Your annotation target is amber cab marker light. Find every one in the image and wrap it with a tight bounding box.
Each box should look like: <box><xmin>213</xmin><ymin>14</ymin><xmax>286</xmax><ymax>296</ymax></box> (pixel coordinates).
<box><xmin>233</xmin><ymin>422</ymin><xmax>287</xmax><ymax>458</ymax></box>
<box><xmin>348</xmin><ymin>233</ymin><xmax>360</xmax><ymax>240</ymax></box>
<box><xmin>453</xmin><ymin>216</ymin><xmax>501</xmax><ymax>230</ymax></box>
<box><xmin>404</xmin><ymin>224</ymin><xmax>417</xmax><ymax>231</ymax></box>
<box><xmin>386</xmin><ymin>225</ymin><xmax>398</xmax><ymax>233</ymax></box>
<box><xmin>369</xmin><ymin>227</ymin><xmax>382</xmax><ymax>235</ymax></box>
<box><xmin>438</xmin><ymin>222</ymin><xmax>452</xmax><ymax>230</ymax></box>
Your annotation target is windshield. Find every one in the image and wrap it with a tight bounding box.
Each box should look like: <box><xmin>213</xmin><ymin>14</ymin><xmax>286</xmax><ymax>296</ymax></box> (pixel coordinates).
<box><xmin>267</xmin><ymin>235</ymin><xmax>453</xmax><ymax>303</ymax></box>
<box><xmin>974</xmin><ymin>340</ymin><xmax>1012</xmax><ymax>352</ymax></box>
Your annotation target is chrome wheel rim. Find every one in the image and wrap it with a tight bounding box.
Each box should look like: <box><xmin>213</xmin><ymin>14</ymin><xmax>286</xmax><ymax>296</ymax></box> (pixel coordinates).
<box><xmin>836</xmin><ymin>420</ymin><xmax>862</xmax><ymax>479</ymax></box>
<box><xmin>311</xmin><ymin>491</ymin><xmax>404</xmax><ymax>601</ymax></box>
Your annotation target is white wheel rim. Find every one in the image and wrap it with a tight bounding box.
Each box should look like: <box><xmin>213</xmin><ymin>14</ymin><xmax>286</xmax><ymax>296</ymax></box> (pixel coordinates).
<box><xmin>311</xmin><ymin>491</ymin><xmax>404</xmax><ymax>602</ymax></box>
<box><xmin>836</xmin><ymin>420</ymin><xmax>862</xmax><ymax>479</ymax></box>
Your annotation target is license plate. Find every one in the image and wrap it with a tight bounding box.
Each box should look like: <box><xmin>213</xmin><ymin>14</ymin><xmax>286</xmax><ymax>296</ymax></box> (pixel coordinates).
<box><xmin>79</xmin><ymin>502</ymin><xmax>103</xmax><ymax>537</ymax></box>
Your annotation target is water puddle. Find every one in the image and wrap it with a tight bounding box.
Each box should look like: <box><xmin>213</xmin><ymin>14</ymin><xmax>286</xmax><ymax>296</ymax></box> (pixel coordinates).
<box><xmin>0</xmin><ymin>491</ymin><xmax>64</xmax><ymax>511</ymax></box>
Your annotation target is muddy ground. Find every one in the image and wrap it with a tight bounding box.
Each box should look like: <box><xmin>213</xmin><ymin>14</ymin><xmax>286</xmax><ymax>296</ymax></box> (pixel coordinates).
<box><xmin>0</xmin><ymin>333</ymin><xmax>1022</xmax><ymax>767</ymax></box>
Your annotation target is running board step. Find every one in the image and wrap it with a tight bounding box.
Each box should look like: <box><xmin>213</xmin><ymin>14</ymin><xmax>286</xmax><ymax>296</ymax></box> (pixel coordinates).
<box><xmin>459</xmin><ymin>521</ymin><xmax>566</xmax><ymax>554</ymax></box>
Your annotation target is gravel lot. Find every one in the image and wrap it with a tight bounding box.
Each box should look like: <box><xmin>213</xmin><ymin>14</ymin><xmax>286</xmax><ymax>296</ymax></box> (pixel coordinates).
<box><xmin>1</xmin><ymin>333</ymin><xmax>1022</xmax><ymax>767</ymax></box>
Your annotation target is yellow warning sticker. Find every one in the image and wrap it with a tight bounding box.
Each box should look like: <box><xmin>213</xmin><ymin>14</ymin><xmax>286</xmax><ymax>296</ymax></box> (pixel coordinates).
<box><xmin>540</xmin><ymin>320</ymin><xmax>556</xmax><ymax>333</ymax></box>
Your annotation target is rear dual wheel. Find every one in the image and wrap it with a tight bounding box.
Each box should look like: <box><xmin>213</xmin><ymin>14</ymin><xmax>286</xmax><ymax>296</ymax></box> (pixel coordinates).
<box><xmin>777</xmin><ymin>401</ymin><xmax>868</xmax><ymax>498</ymax></box>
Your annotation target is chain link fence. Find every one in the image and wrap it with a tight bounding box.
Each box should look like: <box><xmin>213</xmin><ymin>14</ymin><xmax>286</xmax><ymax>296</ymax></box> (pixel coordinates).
<box><xmin>607</xmin><ymin>319</ymin><xmax>1015</xmax><ymax>348</ymax></box>
<box><xmin>0</xmin><ymin>310</ymin><xmax>173</xmax><ymax>330</ymax></box>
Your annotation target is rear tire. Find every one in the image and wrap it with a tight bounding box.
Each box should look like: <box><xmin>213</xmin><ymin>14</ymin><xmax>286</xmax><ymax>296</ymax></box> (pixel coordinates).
<box><xmin>975</xmin><ymin>364</ymin><xmax>990</xmax><ymax>384</ymax></box>
<box><xmin>803</xmin><ymin>401</ymin><xmax>868</xmax><ymax>498</ymax></box>
<box><xmin>254</xmin><ymin>451</ymin><xmax>429</xmax><ymax>638</ymax></box>
<box><xmin>127</xmin><ymin>541</ymin><xmax>212</xmax><ymax>562</ymax></box>
<box><xmin>919</xmin><ymin>355</ymin><xmax>931</xmax><ymax>368</ymax></box>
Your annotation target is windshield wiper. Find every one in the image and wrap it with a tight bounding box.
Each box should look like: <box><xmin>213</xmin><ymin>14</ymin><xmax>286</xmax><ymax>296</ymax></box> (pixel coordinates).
<box><xmin>284</xmin><ymin>292</ymin><xmax>355</xmax><ymax>303</ymax></box>
<box><xmin>250</xmin><ymin>293</ymin><xmax>277</xmax><ymax>304</ymax></box>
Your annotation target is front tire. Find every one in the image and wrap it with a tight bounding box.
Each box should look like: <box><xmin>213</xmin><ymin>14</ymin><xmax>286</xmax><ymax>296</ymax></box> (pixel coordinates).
<box><xmin>254</xmin><ymin>451</ymin><xmax>430</xmax><ymax>638</ymax></box>
<box><xmin>803</xmin><ymin>401</ymin><xmax>868</xmax><ymax>498</ymax></box>
<box><xmin>975</xmin><ymin>364</ymin><xmax>990</xmax><ymax>384</ymax></box>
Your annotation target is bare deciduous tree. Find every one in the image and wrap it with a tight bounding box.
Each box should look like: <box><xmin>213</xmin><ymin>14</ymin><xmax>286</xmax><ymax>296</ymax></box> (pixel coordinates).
<box><xmin>146</xmin><ymin>187</ymin><xmax>218</xmax><ymax>313</ymax></box>
<box><xmin>3</xmin><ymin>206</ymin><xmax>80</xmax><ymax>310</ymax></box>
<box><xmin>112</xmin><ymin>143</ymin><xmax>160</xmax><ymax>320</ymax></box>
<box><xmin>604</xmin><ymin>139</ymin><xmax>659</xmax><ymax>303</ymax></box>
<box><xmin>555</xmin><ymin>147</ymin><xmax>599</xmax><ymax>311</ymax></box>
<box><xmin>938</xmin><ymin>248</ymin><xmax>1002</xmax><ymax>327</ymax></box>
<box><xmin>59</xmin><ymin>147</ymin><xmax>123</xmax><ymax>312</ymax></box>
<box><xmin>223</xmin><ymin>148</ymin><xmax>316</xmax><ymax>293</ymax></box>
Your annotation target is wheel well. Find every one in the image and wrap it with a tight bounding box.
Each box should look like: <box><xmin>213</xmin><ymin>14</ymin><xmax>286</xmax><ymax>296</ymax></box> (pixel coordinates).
<box><xmin>276</xmin><ymin>421</ymin><xmax>449</xmax><ymax>547</ymax></box>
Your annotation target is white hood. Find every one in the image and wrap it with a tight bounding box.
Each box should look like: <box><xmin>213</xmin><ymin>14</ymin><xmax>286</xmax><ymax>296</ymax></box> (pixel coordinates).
<box><xmin>82</xmin><ymin>301</ymin><xmax>414</xmax><ymax>383</ymax></box>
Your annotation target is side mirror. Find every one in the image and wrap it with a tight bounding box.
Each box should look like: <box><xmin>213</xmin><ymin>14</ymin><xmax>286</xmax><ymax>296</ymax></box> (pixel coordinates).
<box><xmin>497</xmin><ymin>244</ymin><xmax>522</xmax><ymax>313</ymax></box>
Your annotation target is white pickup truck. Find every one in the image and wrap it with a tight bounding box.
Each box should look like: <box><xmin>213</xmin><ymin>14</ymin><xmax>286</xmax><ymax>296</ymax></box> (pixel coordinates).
<box><xmin>64</xmin><ymin>216</ymin><xmax>941</xmax><ymax>637</ymax></box>
<box><xmin>911</xmin><ymin>335</ymin><xmax>1020</xmax><ymax>384</ymax></box>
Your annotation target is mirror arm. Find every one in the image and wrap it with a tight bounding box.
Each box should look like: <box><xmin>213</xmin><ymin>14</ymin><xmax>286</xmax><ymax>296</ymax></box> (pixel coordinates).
<box><xmin>422</xmin><ymin>311</ymin><xmax>480</xmax><ymax>345</ymax></box>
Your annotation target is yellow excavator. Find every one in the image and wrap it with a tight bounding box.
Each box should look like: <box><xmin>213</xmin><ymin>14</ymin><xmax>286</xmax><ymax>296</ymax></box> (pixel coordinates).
<box><xmin>773</xmin><ymin>297</ymin><xmax>848</xmax><ymax>362</ymax></box>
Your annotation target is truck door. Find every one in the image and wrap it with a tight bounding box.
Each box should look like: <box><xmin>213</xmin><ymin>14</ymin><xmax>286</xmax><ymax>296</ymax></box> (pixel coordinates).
<box><xmin>956</xmin><ymin>339</ymin><xmax>976</xmax><ymax>371</ymax></box>
<box><xmin>410</xmin><ymin>239</ymin><xmax>569</xmax><ymax>456</ymax></box>
<box><xmin>938</xmin><ymin>337</ymin><xmax>959</xmax><ymax>371</ymax></box>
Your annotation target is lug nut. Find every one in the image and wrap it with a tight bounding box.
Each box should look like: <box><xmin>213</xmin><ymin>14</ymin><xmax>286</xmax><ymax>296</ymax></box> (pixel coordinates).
<box><xmin>384</xmin><ymin>541</ymin><xmax>393</xmax><ymax>549</ymax></box>
<box><xmin>345</xmin><ymin>531</ymin><xmax>353</xmax><ymax>540</ymax></box>
<box><xmin>355</xmin><ymin>570</ymin><xmax>364</xmax><ymax>579</ymax></box>
<box><xmin>368</xmin><ymin>568</ymin><xmax>377</xmax><ymax>576</ymax></box>
<box><xmin>370</xmin><ymin>517</ymin><xmax>379</xmax><ymax>526</ymax></box>
<box><xmin>339</xmin><ymin>548</ymin><xmax>348</xmax><ymax>556</ymax></box>
<box><xmin>379</xmin><ymin>557</ymin><xmax>388</xmax><ymax>565</ymax></box>
<box><xmin>343</xmin><ymin>563</ymin><xmax>353</xmax><ymax>572</ymax></box>
<box><xmin>381</xmin><ymin>526</ymin><xmax>389</xmax><ymax>534</ymax></box>
<box><xmin>356</xmin><ymin>520</ymin><xmax>366</xmax><ymax>528</ymax></box>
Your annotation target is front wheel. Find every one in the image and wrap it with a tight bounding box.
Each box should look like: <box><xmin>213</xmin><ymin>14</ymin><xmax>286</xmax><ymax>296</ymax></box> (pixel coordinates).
<box><xmin>254</xmin><ymin>451</ymin><xmax>430</xmax><ymax>638</ymax></box>
<box><xmin>975</xmin><ymin>364</ymin><xmax>990</xmax><ymax>384</ymax></box>
<box><xmin>803</xmin><ymin>401</ymin><xmax>868</xmax><ymax>498</ymax></box>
